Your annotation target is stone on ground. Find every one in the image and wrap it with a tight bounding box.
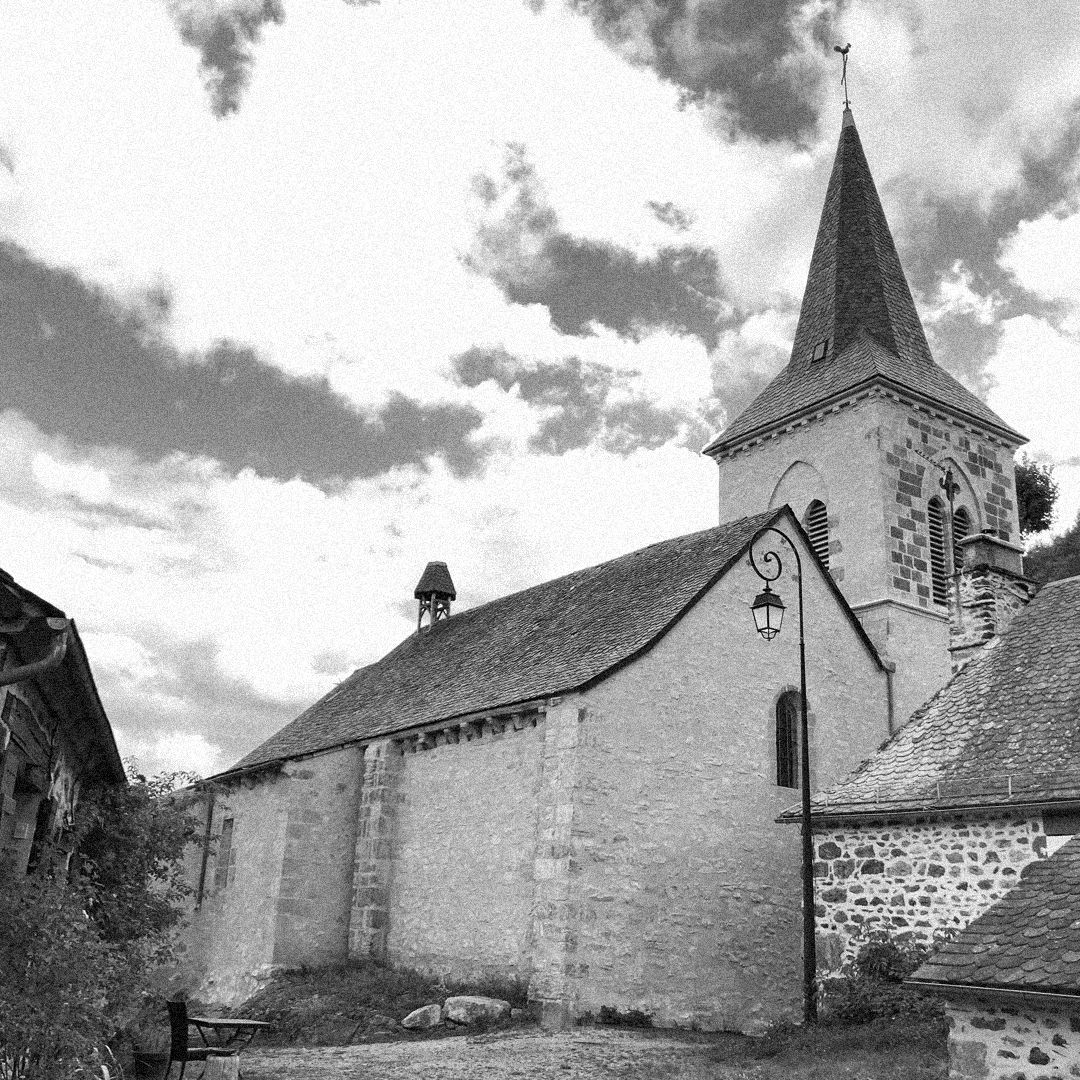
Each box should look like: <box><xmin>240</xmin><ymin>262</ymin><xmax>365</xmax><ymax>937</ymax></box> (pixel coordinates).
<box><xmin>401</xmin><ymin>1004</ymin><xmax>443</xmax><ymax>1030</ymax></box>
<box><xmin>442</xmin><ymin>996</ymin><xmax>511</xmax><ymax>1025</ymax></box>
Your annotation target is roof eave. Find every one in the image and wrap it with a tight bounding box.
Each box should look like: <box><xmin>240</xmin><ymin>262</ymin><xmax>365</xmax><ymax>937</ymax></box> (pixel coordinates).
<box><xmin>778</xmin><ymin>794</ymin><xmax>1080</xmax><ymax>825</ymax></box>
<box><xmin>703</xmin><ymin>373</ymin><xmax>1026</xmax><ymax>459</ymax></box>
<box><xmin>906</xmin><ymin>980</ymin><xmax>1080</xmax><ymax>1006</ymax></box>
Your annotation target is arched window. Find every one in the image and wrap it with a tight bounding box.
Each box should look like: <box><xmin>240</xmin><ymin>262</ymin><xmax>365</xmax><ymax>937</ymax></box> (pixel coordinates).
<box><xmin>775</xmin><ymin>692</ymin><xmax>801</xmax><ymax>789</ymax></box>
<box><xmin>952</xmin><ymin>506</ymin><xmax>971</xmax><ymax>572</ymax></box>
<box><xmin>928</xmin><ymin>498</ymin><xmax>948</xmax><ymax>604</ymax></box>
<box><xmin>804</xmin><ymin>500</ymin><xmax>829</xmax><ymax>569</ymax></box>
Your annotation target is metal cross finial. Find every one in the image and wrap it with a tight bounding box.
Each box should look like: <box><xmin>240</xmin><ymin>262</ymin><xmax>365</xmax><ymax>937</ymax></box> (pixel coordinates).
<box><xmin>834</xmin><ymin>43</ymin><xmax>851</xmax><ymax>109</ymax></box>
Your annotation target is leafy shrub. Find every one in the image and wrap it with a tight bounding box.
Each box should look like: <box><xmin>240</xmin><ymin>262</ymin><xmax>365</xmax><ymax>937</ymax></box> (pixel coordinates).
<box><xmin>0</xmin><ymin>873</ymin><xmax>121</xmax><ymax>1080</ymax></box>
<box><xmin>819</xmin><ymin>932</ymin><xmax>944</xmax><ymax>1023</ymax></box>
<box><xmin>0</xmin><ymin>771</ymin><xmax>200</xmax><ymax>1078</ymax></box>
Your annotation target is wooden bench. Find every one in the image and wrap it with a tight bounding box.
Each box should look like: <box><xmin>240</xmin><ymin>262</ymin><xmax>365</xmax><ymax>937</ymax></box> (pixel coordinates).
<box><xmin>201</xmin><ymin>1055</ymin><xmax>240</xmax><ymax>1080</ymax></box>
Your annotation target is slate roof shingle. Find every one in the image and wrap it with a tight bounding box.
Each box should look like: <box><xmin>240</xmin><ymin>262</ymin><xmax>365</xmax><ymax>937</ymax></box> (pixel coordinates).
<box><xmin>786</xmin><ymin>575</ymin><xmax>1080</xmax><ymax>818</ymax></box>
<box><xmin>910</xmin><ymin>836</ymin><xmax>1080</xmax><ymax>994</ymax></box>
<box><xmin>705</xmin><ymin>112</ymin><xmax>1022</xmax><ymax>455</ymax></box>
<box><xmin>232</xmin><ymin>509</ymin><xmax>785</xmax><ymax>772</ymax></box>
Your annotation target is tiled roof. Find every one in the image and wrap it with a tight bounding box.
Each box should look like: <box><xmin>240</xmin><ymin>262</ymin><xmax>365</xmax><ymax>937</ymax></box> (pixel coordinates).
<box><xmin>787</xmin><ymin>575</ymin><xmax>1080</xmax><ymax>818</ymax></box>
<box><xmin>0</xmin><ymin>569</ymin><xmax>125</xmax><ymax>785</ymax></box>
<box><xmin>910</xmin><ymin>836</ymin><xmax>1080</xmax><ymax>993</ymax></box>
<box><xmin>231</xmin><ymin>509</ymin><xmax>783</xmax><ymax>771</ymax></box>
<box><xmin>705</xmin><ymin>112</ymin><xmax>1022</xmax><ymax>455</ymax></box>
<box><xmin>414</xmin><ymin>561</ymin><xmax>456</xmax><ymax>599</ymax></box>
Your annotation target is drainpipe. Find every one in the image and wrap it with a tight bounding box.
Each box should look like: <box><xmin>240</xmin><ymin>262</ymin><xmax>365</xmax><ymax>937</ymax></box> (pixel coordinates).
<box><xmin>195</xmin><ymin>790</ymin><xmax>216</xmax><ymax>909</ymax></box>
<box><xmin>0</xmin><ymin>619</ymin><xmax>70</xmax><ymax>688</ymax></box>
<box><xmin>884</xmin><ymin>660</ymin><xmax>897</xmax><ymax>736</ymax></box>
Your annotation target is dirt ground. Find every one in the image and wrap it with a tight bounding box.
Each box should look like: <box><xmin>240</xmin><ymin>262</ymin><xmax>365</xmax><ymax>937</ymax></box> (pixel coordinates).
<box><xmin>239</xmin><ymin>1027</ymin><xmax>732</xmax><ymax>1080</ymax></box>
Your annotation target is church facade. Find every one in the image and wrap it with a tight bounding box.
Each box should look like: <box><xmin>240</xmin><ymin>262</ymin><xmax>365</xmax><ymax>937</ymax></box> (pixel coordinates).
<box><xmin>179</xmin><ymin>108</ymin><xmax>1030</xmax><ymax>1030</ymax></box>
<box><xmin>180</xmin><ymin>506</ymin><xmax>890</xmax><ymax>1029</ymax></box>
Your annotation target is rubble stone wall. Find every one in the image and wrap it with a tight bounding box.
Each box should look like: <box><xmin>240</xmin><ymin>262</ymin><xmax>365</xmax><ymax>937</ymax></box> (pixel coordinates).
<box><xmin>947</xmin><ymin>998</ymin><xmax>1080</xmax><ymax>1080</ymax></box>
<box><xmin>814</xmin><ymin>814</ymin><xmax>1046</xmax><ymax>973</ymax></box>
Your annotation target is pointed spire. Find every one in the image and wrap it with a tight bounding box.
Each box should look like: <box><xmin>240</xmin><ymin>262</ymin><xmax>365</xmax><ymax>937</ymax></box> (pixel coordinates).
<box><xmin>789</xmin><ymin>109</ymin><xmax>934</xmax><ymax>374</ymax></box>
<box><xmin>703</xmin><ymin>109</ymin><xmax>1025</xmax><ymax>456</ymax></box>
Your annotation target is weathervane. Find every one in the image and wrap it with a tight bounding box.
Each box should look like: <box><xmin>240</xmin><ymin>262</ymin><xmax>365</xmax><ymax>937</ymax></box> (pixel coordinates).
<box><xmin>834</xmin><ymin>43</ymin><xmax>851</xmax><ymax>109</ymax></box>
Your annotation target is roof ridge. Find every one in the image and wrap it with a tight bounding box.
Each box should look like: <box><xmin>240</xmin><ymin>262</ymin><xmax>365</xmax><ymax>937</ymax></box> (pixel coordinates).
<box><xmin>223</xmin><ymin>509</ymin><xmax>785</xmax><ymax>774</ymax></box>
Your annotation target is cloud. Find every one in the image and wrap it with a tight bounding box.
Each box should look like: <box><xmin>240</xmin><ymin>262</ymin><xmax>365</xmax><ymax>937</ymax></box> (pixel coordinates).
<box><xmin>648</xmin><ymin>200</ymin><xmax>695</xmax><ymax>232</ymax></box>
<box><xmin>0</xmin><ymin>242</ymin><xmax>486</xmax><ymax>485</ymax></box>
<box><xmin>463</xmin><ymin>144</ymin><xmax>731</xmax><ymax>349</ymax></box>
<box><xmin>451</xmin><ymin>345</ymin><xmax>717</xmax><ymax>454</ymax></box>
<box><xmin>97</xmin><ymin>631</ymin><xmax>304</xmax><ymax>777</ymax></box>
<box><xmin>560</xmin><ymin>0</ymin><xmax>845</xmax><ymax>145</ymax></box>
<box><xmin>893</xmin><ymin>99</ymin><xmax>1080</xmax><ymax>389</ymax></box>
<box><xmin>167</xmin><ymin>0</ymin><xmax>286</xmax><ymax>118</ymax></box>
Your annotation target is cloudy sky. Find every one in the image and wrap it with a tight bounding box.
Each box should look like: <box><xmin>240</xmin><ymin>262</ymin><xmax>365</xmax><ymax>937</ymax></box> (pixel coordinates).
<box><xmin>0</xmin><ymin>0</ymin><xmax>1077</xmax><ymax>777</ymax></box>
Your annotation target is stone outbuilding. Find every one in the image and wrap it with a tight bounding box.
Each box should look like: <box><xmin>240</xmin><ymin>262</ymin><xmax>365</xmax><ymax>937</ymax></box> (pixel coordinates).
<box><xmin>0</xmin><ymin>567</ymin><xmax>125</xmax><ymax>874</ymax></box>
<box><xmin>787</xmin><ymin>574</ymin><xmax>1080</xmax><ymax>976</ymax></box>
<box><xmin>180</xmin><ymin>506</ymin><xmax>892</xmax><ymax>1031</ymax></box>
<box><xmin>908</xmin><ymin>836</ymin><xmax>1080</xmax><ymax>1080</ymax></box>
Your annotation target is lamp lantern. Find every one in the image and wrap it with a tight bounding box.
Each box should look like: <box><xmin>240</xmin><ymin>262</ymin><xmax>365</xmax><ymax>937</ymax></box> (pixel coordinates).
<box><xmin>751</xmin><ymin>583</ymin><xmax>786</xmax><ymax>640</ymax></box>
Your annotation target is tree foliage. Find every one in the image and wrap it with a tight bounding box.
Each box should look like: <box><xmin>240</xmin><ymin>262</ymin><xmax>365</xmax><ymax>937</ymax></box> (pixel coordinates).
<box><xmin>1025</xmin><ymin>511</ymin><xmax>1080</xmax><ymax>584</ymax></box>
<box><xmin>1015</xmin><ymin>455</ymin><xmax>1059</xmax><ymax>537</ymax></box>
<box><xmin>0</xmin><ymin>771</ymin><xmax>200</xmax><ymax>1080</ymax></box>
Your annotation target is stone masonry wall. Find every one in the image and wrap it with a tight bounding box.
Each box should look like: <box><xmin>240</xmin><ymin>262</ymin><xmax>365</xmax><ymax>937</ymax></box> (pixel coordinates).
<box><xmin>561</xmin><ymin>530</ymin><xmax>891</xmax><ymax>1032</ymax></box>
<box><xmin>713</xmin><ymin>395</ymin><xmax>886</xmax><ymax>608</ymax></box>
<box><xmin>879</xmin><ymin>397</ymin><xmax>1019</xmax><ymax>614</ymax></box>
<box><xmin>385</xmin><ymin>716</ymin><xmax>545</xmax><ymax>986</ymax></box>
<box><xmin>181</xmin><ymin>776</ymin><xmax>289</xmax><ymax>1005</ymax></box>
<box><xmin>529</xmin><ymin>697</ymin><xmax>585</xmax><ymax>1027</ymax></box>
<box><xmin>814</xmin><ymin>815</ymin><xmax>1046</xmax><ymax>974</ymax></box>
<box><xmin>349</xmin><ymin>739</ymin><xmax>401</xmax><ymax>960</ymax></box>
<box><xmin>950</xmin><ymin>566</ymin><xmax>1039</xmax><ymax>673</ymax></box>
<box><xmin>179</xmin><ymin>747</ymin><xmax>363</xmax><ymax>1005</ymax></box>
<box><xmin>272</xmin><ymin>748</ymin><xmax>364</xmax><ymax>968</ymax></box>
<box><xmin>948</xmin><ymin>999</ymin><xmax>1080</xmax><ymax>1080</ymax></box>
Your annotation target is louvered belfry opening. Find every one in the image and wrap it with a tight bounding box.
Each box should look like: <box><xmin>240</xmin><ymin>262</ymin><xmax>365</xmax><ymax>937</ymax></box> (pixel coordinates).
<box><xmin>952</xmin><ymin>506</ymin><xmax>971</xmax><ymax>572</ymax></box>
<box><xmin>928</xmin><ymin>498</ymin><xmax>948</xmax><ymax>604</ymax></box>
<box><xmin>414</xmin><ymin>561</ymin><xmax>456</xmax><ymax>633</ymax></box>
<box><xmin>804</xmin><ymin>500</ymin><xmax>829</xmax><ymax>568</ymax></box>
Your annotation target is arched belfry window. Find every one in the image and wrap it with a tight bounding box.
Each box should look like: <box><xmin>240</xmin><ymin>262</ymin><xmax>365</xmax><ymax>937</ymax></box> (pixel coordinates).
<box><xmin>775</xmin><ymin>691</ymin><xmax>801</xmax><ymax>789</ymax></box>
<box><xmin>928</xmin><ymin>498</ymin><xmax>948</xmax><ymax>604</ymax></box>
<box><xmin>952</xmin><ymin>506</ymin><xmax>971</xmax><ymax>572</ymax></box>
<box><xmin>804</xmin><ymin>500</ymin><xmax>829</xmax><ymax>568</ymax></box>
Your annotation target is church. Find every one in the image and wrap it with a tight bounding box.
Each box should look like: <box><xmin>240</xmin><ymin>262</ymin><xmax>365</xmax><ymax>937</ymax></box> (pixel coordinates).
<box><xmin>178</xmin><ymin>107</ymin><xmax>1031</xmax><ymax>1032</ymax></box>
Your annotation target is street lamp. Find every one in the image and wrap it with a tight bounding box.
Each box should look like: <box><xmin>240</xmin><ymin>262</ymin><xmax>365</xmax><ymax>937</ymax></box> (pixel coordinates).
<box><xmin>748</xmin><ymin>525</ymin><xmax>817</xmax><ymax>1024</ymax></box>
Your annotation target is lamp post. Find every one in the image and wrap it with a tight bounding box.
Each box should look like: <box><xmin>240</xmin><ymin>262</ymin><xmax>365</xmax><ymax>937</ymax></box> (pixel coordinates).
<box><xmin>749</xmin><ymin>525</ymin><xmax>817</xmax><ymax>1024</ymax></box>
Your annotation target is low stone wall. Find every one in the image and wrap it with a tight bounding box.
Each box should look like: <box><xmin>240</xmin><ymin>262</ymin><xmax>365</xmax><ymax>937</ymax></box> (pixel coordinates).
<box><xmin>947</xmin><ymin>998</ymin><xmax>1080</xmax><ymax>1080</ymax></box>
<box><xmin>813</xmin><ymin>814</ymin><xmax>1046</xmax><ymax>973</ymax></box>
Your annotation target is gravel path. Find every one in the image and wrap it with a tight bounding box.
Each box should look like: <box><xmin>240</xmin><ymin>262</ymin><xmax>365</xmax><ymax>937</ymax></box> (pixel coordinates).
<box><xmin>240</xmin><ymin>1028</ymin><xmax>731</xmax><ymax>1080</ymax></box>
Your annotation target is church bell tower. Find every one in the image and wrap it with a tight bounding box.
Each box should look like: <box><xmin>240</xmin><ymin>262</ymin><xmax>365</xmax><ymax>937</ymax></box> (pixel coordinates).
<box><xmin>704</xmin><ymin>108</ymin><xmax>1026</xmax><ymax>725</ymax></box>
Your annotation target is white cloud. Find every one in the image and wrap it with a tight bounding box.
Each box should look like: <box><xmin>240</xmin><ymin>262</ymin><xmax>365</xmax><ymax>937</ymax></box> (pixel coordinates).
<box><xmin>1001</xmin><ymin>212</ymin><xmax>1080</xmax><ymax>324</ymax></box>
<box><xmin>987</xmin><ymin>314</ymin><xmax>1080</xmax><ymax>534</ymax></box>
<box><xmin>115</xmin><ymin>727</ymin><xmax>224</xmax><ymax>780</ymax></box>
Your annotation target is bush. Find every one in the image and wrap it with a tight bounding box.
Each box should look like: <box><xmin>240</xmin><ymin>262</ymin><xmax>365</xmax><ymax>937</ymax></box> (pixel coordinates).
<box><xmin>819</xmin><ymin>932</ymin><xmax>944</xmax><ymax>1024</ymax></box>
<box><xmin>0</xmin><ymin>771</ymin><xmax>200</xmax><ymax>1078</ymax></box>
<box><xmin>0</xmin><ymin>873</ymin><xmax>121</xmax><ymax>1080</ymax></box>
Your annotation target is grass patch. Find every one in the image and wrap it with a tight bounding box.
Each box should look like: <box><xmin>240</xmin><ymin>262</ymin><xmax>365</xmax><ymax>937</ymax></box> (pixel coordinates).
<box><xmin>705</xmin><ymin>1018</ymin><xmax>947</xmax><ymax>1079</ymax></box>
<box><xmin>219</xmin><ymin>959</ymin><xmax>529</xmax><ymax>1047</ymax></box>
